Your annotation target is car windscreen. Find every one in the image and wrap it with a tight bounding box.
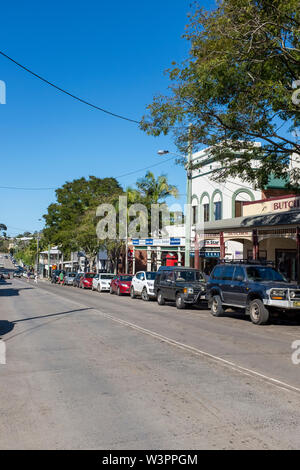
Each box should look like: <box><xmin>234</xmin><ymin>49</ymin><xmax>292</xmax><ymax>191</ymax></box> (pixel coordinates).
<box><xmin>146</xmin><ymin>272</ymin><xmax>157</xmax><ymax>280</ymax></box>
<box><xmin>100</xmin><ymin>274</ymin><xmax>114</xmax><ymax>280</ymax></box>
<box><xmin>119</xmin><ymin>275</ymin><xmax>132</xmax><ymax>281</ymax></box>
<box><xmin>67</xmin><ymin>273</ymin><xmax>76</xmax><ymax>277</ymax></box>
<box><xmin>174</xmin><ymin>271</ymin><xmax>204</xmax><ymax>282</ymax></box>
<box><xmin>246</xmin><ymin>267</ymin><xmax>287</xmax><ymax>282</ymax></box>
<box><xmin>85</xmin><ymin>273</ymin><xmax>96</xmax><ymax>278</ymax></box>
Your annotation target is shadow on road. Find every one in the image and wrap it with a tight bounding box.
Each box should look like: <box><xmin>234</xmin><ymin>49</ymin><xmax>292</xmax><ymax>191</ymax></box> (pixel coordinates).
<box><xmin>12</xmin><ymin>307</ymin><xmax>93</xmax><ymax>324</ymax></box>
<box><xmin>0</xmin><ymin>320</ymin><xmax>14</xmax><ymax>338</ymax></box>
<box><xmin>0</xmin><ymin>281</ymin><xmax>33</xmax><ymax>297</ymax></box>
<box><xmin>4</xmin><ymin>307</ymin><xmax>94</xmax><ymax>342</ymax></box>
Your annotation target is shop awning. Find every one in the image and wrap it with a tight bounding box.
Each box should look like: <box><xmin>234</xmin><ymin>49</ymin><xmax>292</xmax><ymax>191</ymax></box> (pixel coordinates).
<box><xmin>201</xmin><ymin>210</ymin><xmax>300</xmax><ymax>232</ymax></box>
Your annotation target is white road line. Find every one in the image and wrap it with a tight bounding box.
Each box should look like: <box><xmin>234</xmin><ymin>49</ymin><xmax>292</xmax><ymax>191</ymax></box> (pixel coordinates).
<box><xmin>11</xmin><ymin>279</ymin><xmax>300</xmax><ymax>395</ymax></box>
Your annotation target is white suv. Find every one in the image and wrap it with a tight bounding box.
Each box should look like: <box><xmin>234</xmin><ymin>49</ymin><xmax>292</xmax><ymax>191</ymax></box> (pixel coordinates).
<box><xmin>130</xmin><ymin>271</ymin><xmax>157</xmax><ymax>301</ymax></box>
<box><xmin>92</xmin><ymin>273</ymin><xmax>115</xmax><ymax>292</ymax></box>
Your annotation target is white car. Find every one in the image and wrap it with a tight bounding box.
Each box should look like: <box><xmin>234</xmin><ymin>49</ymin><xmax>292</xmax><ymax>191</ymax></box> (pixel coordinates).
<box><xmin>130</xmin><ymin>271</ymin><xmax>157</xmax><ymax>301</ymax></box>
<box><xmin>92</xmin><ymin>273</ymin><xmax>115</xmax><ymax>292</ymax></box>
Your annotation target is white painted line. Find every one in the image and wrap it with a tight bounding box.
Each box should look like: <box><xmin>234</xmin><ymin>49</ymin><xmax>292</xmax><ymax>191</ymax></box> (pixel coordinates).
<box><xmin>13</xmin><ymin>279</ymin><xmax>300</xmax><ymax>395</ymax></box>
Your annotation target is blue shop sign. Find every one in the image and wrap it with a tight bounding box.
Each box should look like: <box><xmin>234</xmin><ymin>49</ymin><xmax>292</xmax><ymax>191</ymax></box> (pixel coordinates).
<box><xmin>170</xmin><ymin>238</ymin><xmax>181</xmax><ymax>245</ymax></box>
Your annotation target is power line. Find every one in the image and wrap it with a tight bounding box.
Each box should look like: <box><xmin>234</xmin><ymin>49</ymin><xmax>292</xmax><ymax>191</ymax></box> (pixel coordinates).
<box><xmin>0</xmin><ymin>50</ymin><xmax>140</xmax><ymax>124</ymax></box>
<box><xmin>0</xmin><ymin>156</ymin><xmax>177</xmax><ymax>191</ymax></box>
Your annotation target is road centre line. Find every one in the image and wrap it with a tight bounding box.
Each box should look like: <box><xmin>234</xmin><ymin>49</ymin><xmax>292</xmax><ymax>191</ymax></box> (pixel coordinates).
<box><xmin>11</xmin><ymin>279</ymin><xmax>300</xmax><ymax>396</ymax></box>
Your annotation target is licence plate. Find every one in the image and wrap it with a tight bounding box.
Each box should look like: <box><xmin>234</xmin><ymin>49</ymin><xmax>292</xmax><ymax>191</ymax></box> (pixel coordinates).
<box><xmin>293</xmin><ymin>301</ymin><xmax>300</xmax><ymax>307</ymax></box>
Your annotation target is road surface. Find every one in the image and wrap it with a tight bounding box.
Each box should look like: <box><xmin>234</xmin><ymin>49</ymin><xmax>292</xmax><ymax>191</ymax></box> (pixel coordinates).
<box><xmin>0</xmin><ymin>256</ymin><xmax>300</xmax><ymax>449</ymax></box>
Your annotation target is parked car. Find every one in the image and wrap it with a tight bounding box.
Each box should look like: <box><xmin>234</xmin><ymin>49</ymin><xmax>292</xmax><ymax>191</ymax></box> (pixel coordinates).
<box><xmin>79</xmin><ymin>272</ymin><xmax>97</xmax><ymax>289</ymax></box>
<box><xmin>110</xmin><ymin>274</ymin><xmax>133</xmax><ymax>296</ymax></box>
<box><xmin>92</xmin><ymin>273</ymin><xmax>115</xmax><ymax>292</ymax></box>
<box><xmin>154</xmin><ymin>266</ymin><xmax>207</xmax><ymax>309</ymax></box>
<box><xmin>130</xmin><ymin>271</ymin><xmax>157</xmax><ymax>301</ymax></box>
<box><xmin>206</xmin><ymin>260</ymin><xmax>300</xmax><ymax>325</ymax></box>
<box><xmin>64</xmin><ymin>272</ymin><xmax>77</xmax><ymax>286</ymax></box>
<box><xmin>73</xmin><ymin>273</ymin><xmax>84</xmax><ymax>287</ymax></box>
<box><xmin>13</xmin><ymin>271</ymin><xmax>22</xmax><ymax>278</ymax></box>
<box><xmin>1</xmin><ymin>271</ymin><xmax>10</xmax><ymax>279</ymax></box>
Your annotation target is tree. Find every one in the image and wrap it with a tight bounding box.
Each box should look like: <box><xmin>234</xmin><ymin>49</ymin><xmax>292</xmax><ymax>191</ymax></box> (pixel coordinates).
<box><xmin>141</xmin><ymin>0</ymin><xmax>300</xmax><ymax>188</ymax></box>
<box><xmin>43</xmin><ymin>176</ymin><xmax>124</xmax><ymax>265</ymax></box>
<box><xmin>126</xmin><ymin>172</ymin><xmax>179</xmax><ymax>236</ymax></box>
<box><xmin>135</xmin><ymin>171</ymin><xmax>179</xmax><ymax>206</ymax></box>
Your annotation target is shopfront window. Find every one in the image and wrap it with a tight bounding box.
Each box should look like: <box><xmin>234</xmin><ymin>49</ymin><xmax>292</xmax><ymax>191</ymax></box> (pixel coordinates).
<box><xmin>276</xmin><ymin>249</ymin><xmax>297</xmax><ymax>281</ymax></box>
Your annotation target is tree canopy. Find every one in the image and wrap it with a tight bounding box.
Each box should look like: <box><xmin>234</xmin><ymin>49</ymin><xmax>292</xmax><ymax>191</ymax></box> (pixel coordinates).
<box><xmin>141</xmin><ymin>0</ymin><xmax>300</xmax><ymax>188</ymax></box>
<box><xmin>43</xmin><ymin>176</ymin><xmax>124</xmax><ymax>266</ymax></box>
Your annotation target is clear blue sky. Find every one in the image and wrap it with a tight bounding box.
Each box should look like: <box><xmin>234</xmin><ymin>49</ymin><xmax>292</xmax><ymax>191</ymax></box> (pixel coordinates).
<box><xmin>0</xmin><ymin>0</ymin><xmax>215</xmax><ymax>237</ymax></box>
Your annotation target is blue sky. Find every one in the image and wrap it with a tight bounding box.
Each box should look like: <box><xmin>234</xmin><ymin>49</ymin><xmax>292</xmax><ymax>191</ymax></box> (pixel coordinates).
<box><xmin>0</xmin><ymin>0</ymin><xmax>215</xmax><ymax>236</ymax></box>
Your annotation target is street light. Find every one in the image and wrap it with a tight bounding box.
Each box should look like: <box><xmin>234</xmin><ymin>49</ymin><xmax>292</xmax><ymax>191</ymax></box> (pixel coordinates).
<box><xmin>157</xmin><ymin>145</ymin><xmax>193</xmax><ymax>267</ymax></box>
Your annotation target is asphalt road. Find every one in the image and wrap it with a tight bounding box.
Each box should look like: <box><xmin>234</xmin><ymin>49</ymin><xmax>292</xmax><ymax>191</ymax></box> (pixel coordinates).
<box><xmin>1</xmin><ymin>256</ymin><xmax>300</xmax><ymax>449</ymax></box>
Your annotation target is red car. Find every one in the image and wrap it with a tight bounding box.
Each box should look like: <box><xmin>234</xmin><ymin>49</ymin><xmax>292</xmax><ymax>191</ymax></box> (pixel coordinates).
<box><xmin>79</xmin><ymin>272</ymin><xmax>97</xmax><ymax>289</ymax></box>
<box><xmin>110</xmin><ymin>274</ymin><xmax>132</xmax><ymax>296</ymax></box>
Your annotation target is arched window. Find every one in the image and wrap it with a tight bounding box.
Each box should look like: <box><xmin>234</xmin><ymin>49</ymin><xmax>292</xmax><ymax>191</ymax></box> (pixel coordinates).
<box><xmin>200</xmin><ymin>192</ymin><xmax>210</xmax><ymax>222</ymax></box>
<box><xmin>191</xmin><ymin>195</ymin><xmax>199</xmax><ymax>225</ymax></box>
<box><xmin>232</xmin><ymin>189</ymin><xmax>255</xmax><ymax>217</ymax></box>
<box><xmin>211</xmin><ymin>190</ymin><xmax>223</xmax><ymax>221</ymax></box>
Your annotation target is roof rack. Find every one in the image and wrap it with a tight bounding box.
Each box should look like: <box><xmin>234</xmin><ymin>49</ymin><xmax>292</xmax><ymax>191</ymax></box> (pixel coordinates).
<box><xmin>218</xmin><ymin>259</ymin><xmax>275</xmax><ymax>266</ymax></box>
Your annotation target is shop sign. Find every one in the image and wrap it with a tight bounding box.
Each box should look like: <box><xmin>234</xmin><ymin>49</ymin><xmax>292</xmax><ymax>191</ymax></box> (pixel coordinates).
<box><xmin>199</xmin><ymin>251</ymin><xmax>220</xmax><ymax>258</ymax></box>
<box><xmin>132</xmin><ymin>238</ymin><xmax>184</xmax><ymax>247</ymax></box>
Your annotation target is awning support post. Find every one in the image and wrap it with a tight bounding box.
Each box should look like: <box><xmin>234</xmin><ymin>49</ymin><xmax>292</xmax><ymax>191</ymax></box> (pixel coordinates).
<box><xmin>252</xmin><ymin>229</ymin><xmax>259</xmax><ymax>261</ymax></box>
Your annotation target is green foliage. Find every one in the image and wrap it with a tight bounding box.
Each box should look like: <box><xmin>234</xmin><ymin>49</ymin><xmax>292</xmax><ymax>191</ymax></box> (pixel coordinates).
<box><xmin>141</xmin><ymin>0</ymin><xmax>300</xmax><ymax>188</ymax></box>
<box><xmin>126</xmin><ymin>171</ymin><xmax>179</xmax><ymax>235</ymax></box>
<box><xmin>43</xmin><ymin>176</ymin><xmax>124</xmax><ymax>267</ymax></box>
<box><xmin>15</xmin><ymin>238</ymin><xmax>37</xmax><ymax>266</ymax></box>
<box><xmin>0</xmin><ymin>239</ymin><xmax>9</xmax><ymax>253</ymax></box>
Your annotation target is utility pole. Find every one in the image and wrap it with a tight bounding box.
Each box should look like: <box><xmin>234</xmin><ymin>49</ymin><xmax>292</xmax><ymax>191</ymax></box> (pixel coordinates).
<box><xmin>125</xmin><ymin>206</ymin><xmax>128</xmax><ymax>274</ymax></box>
<box><xmin>35</xmin><ymin>233</ymin><xmax>40</xmax><ymax>275</ymax></box>
<box><xmin>185</xmin><ymin>125</ymin><xmax>193</xmax><ymax>267</ymax></box>
<box><xmin>48</xmin><ymin>244</ymin><xmax>50</xmax><ymax>279</ymax></box>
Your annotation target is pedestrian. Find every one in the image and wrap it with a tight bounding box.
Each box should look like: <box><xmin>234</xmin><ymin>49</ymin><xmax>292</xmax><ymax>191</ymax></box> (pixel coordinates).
<box><xmin>59</xmin><ymin>271</ymin><xmax>64</xmax><ymax>286</ymax></box>
<box><xmin>34</xmin><ymin>273</ymin><xmax>38</xmax><ymax>284</ymax></box>
<box><xmin>27</xmin><ymin>271</ymin><xmax>30</xmax><ymax>283</ymax></box>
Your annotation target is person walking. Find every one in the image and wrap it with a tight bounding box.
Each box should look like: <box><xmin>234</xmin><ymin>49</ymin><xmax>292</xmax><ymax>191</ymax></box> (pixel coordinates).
<box><xmin>59</xmin><ymin>271</ymin><xmax>64</xmax><ymax>286</ymax></box>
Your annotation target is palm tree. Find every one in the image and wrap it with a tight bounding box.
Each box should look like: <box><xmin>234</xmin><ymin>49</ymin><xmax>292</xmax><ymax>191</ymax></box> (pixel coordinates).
<box><xmin>135</xmin><ymin>171</ymin><xmax>179</xmax><ymax>207</ymax></box>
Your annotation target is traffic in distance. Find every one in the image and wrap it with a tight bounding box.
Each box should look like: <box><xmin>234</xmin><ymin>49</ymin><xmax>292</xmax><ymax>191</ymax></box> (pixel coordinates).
<box><xmin>7</xmin><ymin>254</ymin><xmax>300</xmax><ymax>326</ymax></box>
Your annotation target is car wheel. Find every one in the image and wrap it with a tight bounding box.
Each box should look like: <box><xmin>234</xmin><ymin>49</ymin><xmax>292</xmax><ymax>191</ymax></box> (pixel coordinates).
<box><xmin>176</xmin><ymin>293</ymin><xmax>186</xmax><ymax>309</ymax></box>
<box><xmin>157</xmin><ymin>291</ymin><xmax>165</xmax><ymax>306</ymax></box>
<box><xmin>211</xmin><ymin>295</ymin><xmax>224</xmax><ymax>317</ymax></box>
<box><xmin>142</xmin><ymin>288</ymin><xmax>150</xmax><ymax>302</ymax></box>
<box><xmin>130</xmin><ymin>287</ymin><xmax>136</xmax><ymax>299</ymax></box>
<box><xmin>248</xmin><ymin>299</ymin><xmax>269</xmax><ymax>325</ymax></box>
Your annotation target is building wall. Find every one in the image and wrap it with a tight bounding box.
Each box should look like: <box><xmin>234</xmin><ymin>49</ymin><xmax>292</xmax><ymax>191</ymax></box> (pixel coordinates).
<box><xmin>190</xmin><ymin>147</ymin><xmax>262</xmax><ymax>224</ymax></box>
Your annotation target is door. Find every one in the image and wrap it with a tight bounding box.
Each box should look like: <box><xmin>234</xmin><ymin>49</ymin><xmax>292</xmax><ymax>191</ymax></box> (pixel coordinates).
<box><xmin>135</xmin><ymin>272</ymin><xmax>144</xmax><ymax>293</ymax></box>
<box><xmin>230</xmin><ymin>266</ymin><xmax>247</xmax><ymax>306</ymax></box>
<box><xmin>220</xmin><ymin>265</ymin><xmax>235</xmax><ymax>303</ymax></box>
